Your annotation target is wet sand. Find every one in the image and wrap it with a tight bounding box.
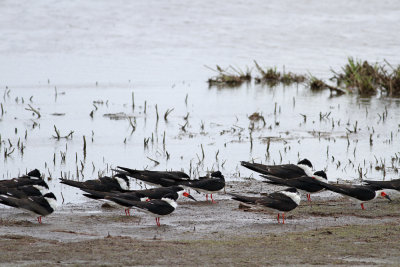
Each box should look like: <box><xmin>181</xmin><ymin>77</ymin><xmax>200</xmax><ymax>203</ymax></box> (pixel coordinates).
<box><xmin>1</xmin><ymin>180</ymin><xmax>399</xmax><ymax>266</ymax></box>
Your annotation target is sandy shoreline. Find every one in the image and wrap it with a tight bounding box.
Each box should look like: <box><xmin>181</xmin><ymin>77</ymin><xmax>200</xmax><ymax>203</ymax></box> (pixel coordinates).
<box><xmin>1</xmin><ymin>180</ymin><xmax>399</xmax><ymax>265</ymax></box>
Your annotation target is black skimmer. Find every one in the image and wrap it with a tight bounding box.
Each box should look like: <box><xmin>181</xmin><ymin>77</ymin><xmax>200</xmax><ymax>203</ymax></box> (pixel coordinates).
<box><xmin>315</xmin><ymin>182</ymin><xmax>391</xmax><ymax>210</ymax></box>
<box><xmin>0</xmin><ymin>192</ymin><xmax>57</xmax><ymax>223</ymax></box>
<box><xmin>364</xmin><ymin>179</ymin><xmax>400</xmax><ymax>191</ymax></box>
<box><xmin>230</xmin><ymin>187</ymin><xmax>301</xmax><ymax>224</ymax></box>
<box><xmin>81</xmin><ymin>186</ymin><xmax>195</xmax><ymax>216</ymax></box>
<box><xmin>59</xmin><ymin>173</ymin><xmax>130</xmax><ymax>192</ymax></box>
<box><xmin>261</xmin><ymin>170</ymin><xmax>328</xmax><ymax>202</ymax></box>
<box><xmin>180</xmin><ymin>171</ymin><xmax>225</xmax><ymax>203</ymax></box>
<box><xmin>241</xmin><ymin>159</ymin><xmax>313</xmax><ymax>178</ymax></box>
<box><xmin>115</xmin><ymin>166</ymin><xmax>190</xmax><ymax>187</ymax></box>
<box><xmin>106</xmin><ymin>192</ymin><xmax>178</xmax><ymax>226</ymax></box>
<box><xmin>0</xmin><ymin>169</ymin><xmax>48</xmax><ymax>188</ymax></box>
<box><xmin>0</xmin><ymin>184</ymin><xmax>49</xmax><ymax>198</ymax></box>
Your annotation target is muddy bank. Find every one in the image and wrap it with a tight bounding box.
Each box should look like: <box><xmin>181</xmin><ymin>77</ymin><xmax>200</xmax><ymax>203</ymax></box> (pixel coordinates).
<box><xmin>0</xmin><ymin>181</ymin><xmax>399</xmax><ymax>265</ymax></box>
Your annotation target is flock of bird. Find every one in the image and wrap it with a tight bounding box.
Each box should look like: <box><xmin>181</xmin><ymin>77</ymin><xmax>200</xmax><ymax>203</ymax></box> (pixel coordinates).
<box><xmin>0</xmin><ymin>159</ymin><xmax>397</xmax><ymax>226</ymax></box>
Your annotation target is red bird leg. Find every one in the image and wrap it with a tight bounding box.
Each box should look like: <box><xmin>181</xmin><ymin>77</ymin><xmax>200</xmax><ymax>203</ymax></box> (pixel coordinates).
<box><xmin>37</xmin><ymin>216</ymin><xmax>42</xmax><ymax>224</ymax></box>
<box><xmin>206</xmin><ymin>194</ymin><xmax>208</xmax><ymax>201</ymax></box>
<box><xmin>128</xmin><ymin>209</ymin><xmax>131</xmax><ymax>216</ymax></box>
<box><xmin>282</xmin><ymin>213</ymin><xmax>285</xmax><ymax>224</ymax></box>
<box><xmin>211</xmin><ymin>194</ymin><xmax>215</xmax><ymax>203</ymax></box>
<box><xmin>307</xmin><ymin>194</ymin><xmax>311</xmax><ymax>202</ymax></box>
<box><xmin>361</xmin><ymin>203</ymin><xmax>365</xmax><ymax>210</ymax></box>
<box><xmin>277</xmin><ymin>213</ymin><xmax>280</xmax><ymax>223</ymax></box>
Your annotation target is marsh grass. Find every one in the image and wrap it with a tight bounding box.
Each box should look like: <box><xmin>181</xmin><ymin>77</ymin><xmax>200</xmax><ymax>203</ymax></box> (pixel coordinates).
<box><xmin>207</xmin><ymin>65</ymin><xmax>251</xmax><ymax>88</ymax></box>
<box><xmin>331</xmin><ymin>58</ymin><xmax>400</xmax><ymax>96</ymax></box>
<box><xmin>254</xmin><ymin>61</ymin><xmax>306</xmax><ymax>86</ymax></box>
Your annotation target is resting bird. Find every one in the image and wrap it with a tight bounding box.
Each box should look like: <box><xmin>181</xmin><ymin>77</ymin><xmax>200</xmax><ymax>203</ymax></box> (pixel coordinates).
<box><xmin>0</xmin><ymin>192</ymin><xmax>57</xmax><ymax>223</ymax></box>
<box><xmin>0</xmin><ymin>169</ymin><xmax>47</xmax><ymax>189</ymax></box>
<box><xmin>106</xmin><ymin>192</ymin><xmax>178</xmax><ymax>226</ymax></box>
<box><xmin>315</xmin><ymin>182</ymin><xmax>391</xmax><ymax>210</ymax></box>
<box><xmin>81</xmin><ymin>186</ymin><xmax>196</xmax><ymax>216</ymax></box>
<box><xmin>230</xmin><ymin>188</ymin><xmax>301</xmax><ymax>224</ymax></box>
<box><xmin>241</xmin><ymin>159</ymin><xmax>313</xmax><ymax>178</ymax></box>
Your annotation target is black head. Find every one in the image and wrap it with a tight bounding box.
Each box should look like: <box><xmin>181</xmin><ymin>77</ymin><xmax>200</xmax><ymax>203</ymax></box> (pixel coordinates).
<box><xmin>162</xmin><ymin>192</ymin><xmax>179</xmax><ymax>201</ymax></box>
<box><xmin>313</xmin><ymin>170</ymin><xmax>327</xmax><ymax>180</ymax></box>
<box><xmin>114</xmin><ymin>173</ymin><xmax>130</xmax><ymax>188</ymax></box>
<box><xmin>211</xmin><ymin>171</ymin><xmax>224</xmax><ymax>179</ymax></box>
<box><xmin>283</xmin><ymin>187</ymin><xmax>298</xmax><ymax>193</ymax></box>
<box><xmin>27</xmin><ymin>169</ymin><xmax>41</xmax><ymax>179</ymax></box>
<box><xmin>298</xmin><ymin>159</ymin><xmax>312</xmax><ymax>169</ymax></box>
<box><xmin>43</xmin><ymin>192</ymin><xmax>57</xmax><ymax>200</ymax></box>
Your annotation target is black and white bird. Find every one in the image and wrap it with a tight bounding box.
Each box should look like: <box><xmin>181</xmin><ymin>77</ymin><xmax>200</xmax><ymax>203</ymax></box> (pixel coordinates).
<box><xmin>241</xmin><ymin>159</ymin><xmax>313</xmax><ymax>178</ymax></box>
<box><xmin>106</xmin><ymin>192</ymin><xmax>178</xmax><ymax>226</ymax></box>
<box><xmin>0</xmin><ymin>169</ymin><xmax>48</xmax><ymax>189</ymax></box>
<box><xmin>0</xmin><ymin>192</ymin><xmax>57</xmax><ymax>223</ymax></box>
<box><xmin>261</xmin><ymin>170</ymin><xmax>328</xmax><ymax>201</ymax></box>
<box><xmin>315</xmin><ymin>182</ymin><xmax>391</xmax><ymax>210</ymax></box>
<box><xmin>180</xmin><ymin>171</ymin><xmax>225</xmax><ymax>203</ymax></box>
<box><xmin>115</xmin><ymin>167</ymin><xmax>190</xmax><ymax>187</ymax></box>
<box><xmin>81</xmin><ymin>186</ymin><xmax>196</xmax><ymax>216</ymax></box>
<box><xmin>230</xmin><ymin>188</ymin><xmax>301</xmax><ymax>224</ymax></box>
<box><xmin>0</xmin><ymin>184</ymin><xmax>49</xmax><ymax>198</ymax></box>
<box><xmin>59</xmin><ymin>173</ymin><xmax>130</xmax><ymax>192</ymax></box>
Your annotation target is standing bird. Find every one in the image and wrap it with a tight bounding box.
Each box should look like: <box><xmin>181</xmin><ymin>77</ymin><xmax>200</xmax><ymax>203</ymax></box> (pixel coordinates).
<box><xmin>241</xmin><ymin>159</ymin><xmax>313</xmax><ymax>178</ymax></box>
<box><xmin>59</xmin><ymin>173</ymin><xmax>130</xmax><ymax>192</ymax></box>
<box><xmin>261</xmin><ymin>170</ymin><xmax>327</xmax><ymax>201</ymax></box>
<box><xmin>180</xmin><ymin>171</ymin><xmax>225</xmax><ymax>203</ymax></box>
<box><xmin>106</xmin><ymin>192</ymin><xmax>178</xmax><ymax>226</ymax></box>
<box><xmin>81</xmin><ymin>186</ymin><xmax>196</xmax><ymax>216</ymax></box>
<box><xmin>315</xmin><ymin>182</ymin><xmax>391</xmax><ymax>209</ymax></box>
<box><xmin>115</xmin><ymin>167</ymin><xmax>190</xmax><ymax>187</ymax></box>
<box><xmin>230</xmin><ymin>188</ymin><xmax>301</xmax><ymax>224</ymax></box>
<box><xmin>0</xmin><ymin>192</ymin><xmax>57</xmax><ymax>223</ymax></box>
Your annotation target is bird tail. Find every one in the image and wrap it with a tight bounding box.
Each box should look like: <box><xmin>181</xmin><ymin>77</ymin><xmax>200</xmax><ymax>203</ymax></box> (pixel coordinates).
<box><xmin>0</xmin><ymin>195</ymin><xmax>19</xmax><ymax>208</ymax></box>
<box><xmin>59</xmin><ymin>179</ymin><xmax>85</xmax><ymax>189</ymax></box>
<box><xmin>260</xmin><ymin>174</ymin><xmax>287</xmax><ymax>185</ymax></box>
<box><xmin>81</xmin><ymin>189</ymin><xmax>109</xmax><ymax>200</ymax></box>
<box><xmin>115</xmin><ymin>166</ymin><xmax>143</xmax><ymax>177</ymax></box>
<box><xmin>240</xmin><ymin>161</ymin><xmax>270</xmax><ymax>175</ymax></box>
<box><xmin>229</xmin><ymin>193</ymin><xmax>258</xmax><ymax>204</ymax></box>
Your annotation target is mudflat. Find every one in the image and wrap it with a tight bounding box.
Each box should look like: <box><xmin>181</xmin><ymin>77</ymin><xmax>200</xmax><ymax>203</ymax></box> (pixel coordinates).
<box><xmin>0</xmin><ymin>181</ymin><xmax>399</xmax><ymax>266</ymax></box>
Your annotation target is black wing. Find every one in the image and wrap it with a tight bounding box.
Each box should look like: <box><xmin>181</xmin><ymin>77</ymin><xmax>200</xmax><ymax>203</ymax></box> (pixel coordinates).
<box><xmin>181</xmin><ymin>179</ymin><xmax>225</xmax><ymax>192</ymax></box>
<box><xmin>107</xmin><ymin>197</ymin><xmax>175</xmax><ymax>216</ymax></box>
<box><xmin>262</xmin><ymin>175</ymin><xmax>325</xmax><ymax>193</ymax></box>
<box><xmin>364</xmin><ymin>179</ymin><xmax>400</xmax><ymax>190</ymax></box>
<box><xmin>241</xmin><ymin>161</ymin><xmax>305</xmax><ymax>178</ymax></box>
<box><xmin>256</xmin><ymin>193</ymin><xmax>298</xmax><ymax>212</ymax></box>
<box><xmin>0</xmin><ymin>195</ymin><xmax>53</xmax><ymax>216</ymax></box>
<box><xmin>229</xmin><ymin>193</ymin><xmax>260</xmax><ymax>204</ymax></box>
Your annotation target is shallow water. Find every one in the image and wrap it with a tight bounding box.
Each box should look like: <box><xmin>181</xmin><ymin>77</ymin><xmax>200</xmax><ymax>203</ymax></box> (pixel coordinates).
<box><xmin>1</xmin><ymin>0</ymin><xmax>400</xmax><ymax>203</ymax></box>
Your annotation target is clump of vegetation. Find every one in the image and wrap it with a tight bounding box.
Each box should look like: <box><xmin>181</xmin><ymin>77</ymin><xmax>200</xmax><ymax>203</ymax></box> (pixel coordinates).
<box><xmin>207</xmin><ymin>65</ymin><xmax>251</xmax><ymax>88</ymax></box>
<box><xmin>331</xmin><ymin>58</ymin><xmax>400</xmax><ymax>96</ymax></box>
<box><xmin>254</xmin><ymin>61</ymin><xmax>306</xmax><ymax>86</ymax></box>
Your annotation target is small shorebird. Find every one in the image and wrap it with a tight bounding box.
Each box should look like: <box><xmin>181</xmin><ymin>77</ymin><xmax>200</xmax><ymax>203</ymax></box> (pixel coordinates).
<box><xmin>230</xmin><ymin>187</ymin><xmax>301</xmax><ymax>224</ymax></box>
